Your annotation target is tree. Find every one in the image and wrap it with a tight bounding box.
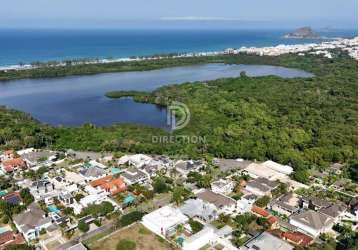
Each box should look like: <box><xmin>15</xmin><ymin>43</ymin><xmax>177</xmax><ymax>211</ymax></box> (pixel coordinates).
<box><xmin>254</xmin><ymin>196</ymin><xmax>271</xmax><ymax>208</ymax></box>
<box><xmin>292</xmin><ymin>169</ymin><xmax>309</xmax><ymax>184</ymax></box>
<box><xmin>189</xmin><ymin>218</ymin><xmax>204</xmax><ymax>234</ymax></box>
<box><xmin>172</xmin><ymin>186</ymin><xmax>184</xmax><ymax>205</ymax></box>
<box><xmin>19</xmin><ymin>188</ymin><xmax>34</xmax><ymax>206</ymax></box>
<box><xmin>153</xmin><ymin>177</ymin><xmax>169</xmax><ymax>193</ymax></box>
<box><xmin>5</xmin><ymin>245</ymin><xmax>31</xmax><ymax>250</ymax></box>
<box><xmin>348</xmin><ymin>163</ymin><xmax>358</xmax><ymax>182</ymax></box>
<box><xmin>117</xmin><ymin>211</ymin><xmax>145</xmax><ymax>228</ymax></box>
<box><xmin>78</xmin><ymin>221</ymin><xmax>89</xmax><ymax>232</ymax></box>
<box><xmin>63</xmin><ymin>207</ymin><xmax>74</xmax><ymax>216</ymax></box>
<box><xmin>101</xmin><ymin>201</ymin><xmax>114</xmax><ymax>215</ymax></box>
<box><xmin>116</xmin><ymin>239</ymin><xmax>136</xmax><ymax>250</ymax></box>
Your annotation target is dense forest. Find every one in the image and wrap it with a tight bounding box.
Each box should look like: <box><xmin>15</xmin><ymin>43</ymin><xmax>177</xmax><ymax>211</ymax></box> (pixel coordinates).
<box><xmin>0</xmin><ymin>53</ymin><xmax>357</xmax><ymax>181</ymax></box>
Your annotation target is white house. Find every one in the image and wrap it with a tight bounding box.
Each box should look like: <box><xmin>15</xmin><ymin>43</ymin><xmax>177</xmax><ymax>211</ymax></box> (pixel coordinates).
<box><xmin>183</xmin><ymin>227</ymin><xmax>216</xmax><ymax>250</ymax></box>
<box><xmin>196</xmin><ymin>189</ymin><xmax>237</xmax><ymax>215</ymax></box>
<box><xmin>262</xmin><ymin>160</ymin><xmax>293</xmax><ymax>175</ymax></box>
<box><xmin>289</xmin><ymin>210</ymin><xmax>334</xmax><ymax>237</ymax></box>
<box><xmin>244</xmin><ymin>177</ymin><xmax>278</xmax><ymax>197</ymax></box>
<box><xmin>211</xmin><ymin>179</ymin><xmax>235</xmax><ymax>195</ymax></box>
<box><xmin>142</xmin><ymin>205</ymin><xmax>188</xmax><ymax>238</ymax></box>
<box><xmin>13</xmin><ymin>203</ymin><xmax>52</xmax><ymax>241</ymax></box>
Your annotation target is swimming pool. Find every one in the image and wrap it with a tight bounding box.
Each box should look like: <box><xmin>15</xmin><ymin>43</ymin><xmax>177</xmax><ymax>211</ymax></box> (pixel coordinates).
<box><xmin>48</xmin><ymin>205</ymin><xmax>60</xmax><ymax>213</ymax></box>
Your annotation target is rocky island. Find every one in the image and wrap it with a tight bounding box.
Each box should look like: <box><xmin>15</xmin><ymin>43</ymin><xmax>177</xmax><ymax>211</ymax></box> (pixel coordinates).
<box><xmin>284</xmin><ymin>26</ymin><xmax>320</xmax><ymax>39</ymax></box>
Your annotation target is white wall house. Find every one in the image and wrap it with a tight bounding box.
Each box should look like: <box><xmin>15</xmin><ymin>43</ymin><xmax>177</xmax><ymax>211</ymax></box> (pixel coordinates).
<box><xmin>183</xmin><ymin>227</ymin><xmax>216</xmax><ymax>250</ymax></box>
<box><xmin>211</xmin><ymin>179</ymin><xmax>234</xmax><ymax>195</ymax></box>
<box><xmin>142</xmin><ymin>205</ymin><xmax>188</xmax><ymax>238</ymax></box>
<box><xmin>289</xmin><ymin>210</ymin><xmax>334</xmax><ymax>237</ymax></box>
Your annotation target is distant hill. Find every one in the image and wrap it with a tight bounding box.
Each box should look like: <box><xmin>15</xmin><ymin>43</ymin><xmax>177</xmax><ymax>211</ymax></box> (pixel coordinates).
<box><xmin>284</xmin><ymin>27</ymin><xmax>320</xmax><ymax>39</ymax></box>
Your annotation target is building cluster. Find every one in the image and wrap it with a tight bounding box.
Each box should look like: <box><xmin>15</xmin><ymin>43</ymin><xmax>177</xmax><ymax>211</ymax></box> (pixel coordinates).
<box><xmin>0</xmin><ymin>148</ymin><xmax>356</xmax><ymax>250</ymax></box>
<box><xmin>225</xmin><ymin>37</ymin><xmax>358</xmax><ymax>60</ymax></box>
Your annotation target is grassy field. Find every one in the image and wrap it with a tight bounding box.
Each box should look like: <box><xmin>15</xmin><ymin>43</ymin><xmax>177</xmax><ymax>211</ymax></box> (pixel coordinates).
<box><xmin>87</xmin><ymin>223</ymin><xmax>174</xmax><ymax>250</ymax></box>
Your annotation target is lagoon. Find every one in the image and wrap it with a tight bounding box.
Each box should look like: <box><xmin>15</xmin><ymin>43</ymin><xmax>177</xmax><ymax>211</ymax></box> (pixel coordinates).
<box><xmin>0</xmin><ymin>63</ymin><xmax>313</xmax><ymax>128</ymax></box>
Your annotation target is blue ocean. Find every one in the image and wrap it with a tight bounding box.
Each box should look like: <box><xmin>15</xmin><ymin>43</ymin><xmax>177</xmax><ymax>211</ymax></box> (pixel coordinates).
<box><xmin>1</xmin><ymin>29</ymin><xmax>358</xmax><ymax>66</ymax></box>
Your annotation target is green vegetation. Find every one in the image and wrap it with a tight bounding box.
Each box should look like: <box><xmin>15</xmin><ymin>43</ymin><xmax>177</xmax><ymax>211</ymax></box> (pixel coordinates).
<box><xmin>80</xmin><ymin>201</ymin><xmax>114</xmax><ymax>217</ymax></box>
<box><xmin>152</xmin><ymin>177</ymin><xmax>170</xmax><ymax>193</ymax></box>
<box><xmin>105</xmin><ymin>90</ymin><xmax>152</xmax><ymax>102</ymax></box>
<box><xmin>117</xmin><ymin>211</ymin><xmax>145</xmax><ymax>227</ymax></box>
<box><xmin>0</xmin><ymin>55</ymin><xmax>228</xmax><ymax>81</ymax></box>
<box><xmin>116</xmin><ymin>239</ymin><xmax>136</xmax><ymax>250</ymax></box>
<box><xmin>188</xmin><ymin>218</ymin><xmax>204</xmax><ymax>234</ymax></box>
<box><xmin>19</xmin><ymin>188</ymin><xmax>34</xmax><ymax>206</ymax></box>
<box><xmin>78</xmin><ymin>221</ymin><xmax>90</xmax><ymax>232</ymax></box>
<box><xmin>254</xmin><ymin>196</ymin><xmax>271</xmax><ymax>208</ymax></box>
<box><xmin>0</xmin><ymin>53</ymin><xmax>357</xmax><ymax>179</ymax></box>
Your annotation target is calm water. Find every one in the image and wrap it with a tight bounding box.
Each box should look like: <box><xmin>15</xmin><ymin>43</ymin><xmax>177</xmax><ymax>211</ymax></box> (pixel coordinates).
<box><xmin>1</xmin><ymin>29</ymin><xmax>358</xmax><ymax>66</ymax></box>
<box><xmin>0</xmin><ymin>63</ymin><xmax>313</xmax><ymax>127</ymax></box>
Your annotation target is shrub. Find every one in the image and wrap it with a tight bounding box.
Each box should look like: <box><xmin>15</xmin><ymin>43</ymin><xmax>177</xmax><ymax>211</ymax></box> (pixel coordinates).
<box><xmin>116</xmin><ymin>239</ymin><xmax>136</xmax><ymax>250</ymax></box>
<box><xmin>78</xmin><ymin>221</ymin><xmax>89</xmax><ymax>232</ymax></box>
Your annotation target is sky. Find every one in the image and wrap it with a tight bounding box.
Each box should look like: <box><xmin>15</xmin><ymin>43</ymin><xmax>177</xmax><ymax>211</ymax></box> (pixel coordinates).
<box><xmin>0</xmin><ymin>0</ymin><xmax>357</xmax><ymax>29</ymax></box>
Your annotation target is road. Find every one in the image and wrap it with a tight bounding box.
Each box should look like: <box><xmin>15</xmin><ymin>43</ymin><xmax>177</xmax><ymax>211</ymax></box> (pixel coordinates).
<box><xmin>55</xmin><ymin>222</ymin><xmax>114</xmax><ymax>250</ymax></box>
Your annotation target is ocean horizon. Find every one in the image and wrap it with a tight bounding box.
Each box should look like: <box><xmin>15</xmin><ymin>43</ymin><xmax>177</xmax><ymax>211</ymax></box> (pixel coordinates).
<box><xmin>1</xmin><ymin>28</ymin><xmax>358</xmax><ymax>67</ymax></box>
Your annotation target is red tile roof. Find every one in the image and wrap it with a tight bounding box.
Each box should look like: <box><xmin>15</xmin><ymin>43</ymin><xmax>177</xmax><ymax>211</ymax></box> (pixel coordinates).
<box><xmin>2</xmin><ymin>158</ymin><xmax>26</xmax><ymax>172</ymax></box>
<box><xmin>283</xmin><ymin>231</ymin><xmax>313</xmax><ymax>246</ymax></box>
<box><xmin>0</xmin><ymin>231</ymin><xmax>25</xmax><ymax>248</ymax></box>
<box><xmin>267</xmin><ymin>216</ymin><xmax>278</xmax><ymax>225</ymax></box>
<box><xmin>251</xmin><ymin>205</ymin><xmax>270</xmax><ymax>217</ymax></box>
<box><xmin>90</xmin><ymin>175</ymin><xmax>126</xmax><ymax>195</ymax></box>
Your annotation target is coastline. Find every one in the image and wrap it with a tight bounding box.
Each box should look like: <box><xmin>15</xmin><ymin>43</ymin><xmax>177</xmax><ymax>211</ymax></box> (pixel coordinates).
<box><xmin>1</xmin><ymin>36</ymin><xmax>358</xmax><ymax>73</ymax></box>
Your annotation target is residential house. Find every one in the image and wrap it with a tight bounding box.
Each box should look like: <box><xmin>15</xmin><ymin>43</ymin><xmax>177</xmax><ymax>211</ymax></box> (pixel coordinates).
<box><xmin>90</xmin><ymin>175</ymin><xmax>126</xmax><ymax>195</ymax></box>
<box><xmin>183</xmin><ymin>227</ymin><xmax>216</xmax><ymax>250</ymax></box>
<box><xmin>289</xmin><ymin>210</ymin><xmax>334</xmax><ymax>237</ymax></box>
<box><xmin>243</xmin><ymin>163</ymin><xmax>286</xmax><ymax>181</ymax></box>
<box><xmin>13</xmin><ymin>202</ymin><xmax>52</xmax><ymax>241</ymax></box>
<box><xmin>269</xmin><ymin>193</ymin><xmax>300</xmax><ymax>216</ymax></box>
<box><xmin>1</xmin><ymin>150</ymin><xmax>15</xmax><ymax>161</ymax></box>
<box><xmin>300</xmin><ymin>197</ymin><xmax>332</xmax><ymax>211</ymax></box>
<box><xmin>79</xmin><ymin>185</ymin><xmax>108</xmax><ymax>208</ymax></box>
<box><xmin>240</xmin><ymin>231</ymin><xmax>294</xmax><ymax>250</ymax></box>
<box><xmin>212</xmin><ymin>158</ymin><xmax>252</xmax><ymax>173</ymax></box>
<box><xmin>0</xmin><ymin>231</ymin><xmax>25</xmax><ymax>249</ymax></box>
<box><xmin>175</xmin><ymin>160</ymin><xmax>204</xmax><ymax>176</ymax></box>
<box><xmin>142</xmin><ymin>205</ymin><xmax>189</xmax><ymax>238</ymax></box>
<box><xmin>196</xmin><ymin>189</ymin><xmax>237</xmax><ymax>215</ymax></box>
<box><xmin>58</xmin><ymin>191</ymin><xmax>75</xmax><ymax>206</ymax></box>
<box><xmin>319</xmin><ymin>204</ymin><xmax>347</xmax><ymax>223</ymax></box>
<box><xmin>142</xmin><ymin>164</ymin><xmax>162</xmax><ymax>178</ymax></box>
<box><xmin>251</xmin><ymin>205</ymin><xmax>278</xmax><ymax>228</ymax></box>
<box><xmin>211</xmin><ymin>179</ymin><xmax>235</xmax><ymax>195</ymax></box>
<box><xmin>118</xmin><ymin>154</ymin><xmax>152</xmax><ymax>168</ymax></box>
<box><xmin>21</xmin><ymin>150</ymin><xmax>57</xmax><ymax>167</ymax></box>
<box><xmin>244</xmin><ymin>177</ymin><xmax>278</xmax><ymax>197</ymax></box>
<box><xmin>1</xmin><ymin>158</ymin><xmax>26</xmax><ymax>173</ymax></box>
<box><xmin>2</xmin><ymin>191</ymin><xmax>21</xmax><ymax>205</ymax></box>
<box><xmin>121</xmin><ymin>167</ymin><xmax>148</xmax><ymax>185</ymax></box>
<box><xmin>262</xmin><ymin>160</ymin><xmax>293</xmax><ymax>175</ymax></box>
<box><xmin>68</xmin><ymin>243</ymin><xmax>88</xmax><ymax>250</ymax></box>
<box><xmin>30</xmin><ymin>179</ymin><xmax>57</xmax><ymax>201</ymax></box>
<box><xmin>79</xmin><ymin>166</ymin><xmax>106</xmax><ymax>182</ymax></box>
<box><xmin>237</xmin><ymin>194</ymin><xmax>257</xmax><ymax>213</ymax></box>
<box><xmin>180</xmin><ymin>199</ymin><xmax>218</xmax><ymax>222</ymax></box>
<box><xmin>64</xmin><ymin>170</ymin><xmax>86</xmax><ymax>185</ymax></box>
